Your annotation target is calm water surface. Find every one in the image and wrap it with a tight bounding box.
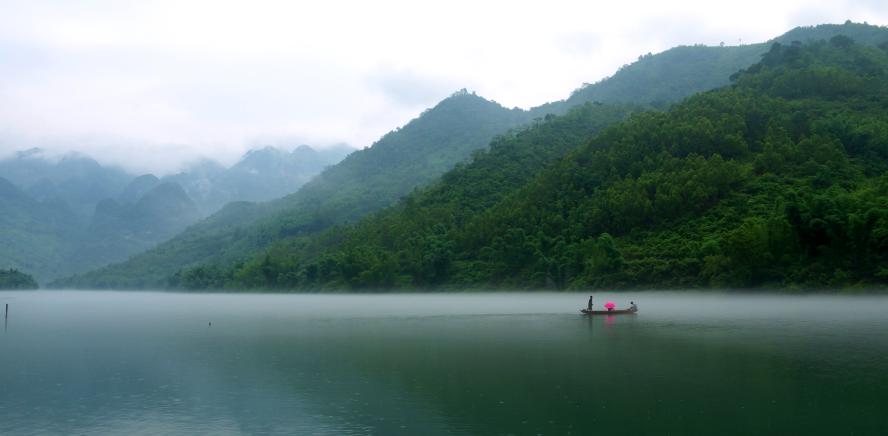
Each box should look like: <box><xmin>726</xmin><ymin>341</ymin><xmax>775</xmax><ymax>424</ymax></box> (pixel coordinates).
<box><xmin>1</xmin><ymin>291</ymin><xmax>887</xmax><ymax>435</ymax></box>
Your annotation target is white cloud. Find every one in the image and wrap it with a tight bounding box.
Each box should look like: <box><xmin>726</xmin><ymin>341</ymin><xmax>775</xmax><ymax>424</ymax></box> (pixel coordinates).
<box><xmin>0</xmin><ymin>0</ymin><xmax>885</xmax><ymax>173</ymax></box>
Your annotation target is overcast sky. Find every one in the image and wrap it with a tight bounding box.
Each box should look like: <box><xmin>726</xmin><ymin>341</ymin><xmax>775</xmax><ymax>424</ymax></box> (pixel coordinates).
<box><xmin>1</xmin><ymin>0</ymin><xmax>886</xmax><ymax>173</ymax></box>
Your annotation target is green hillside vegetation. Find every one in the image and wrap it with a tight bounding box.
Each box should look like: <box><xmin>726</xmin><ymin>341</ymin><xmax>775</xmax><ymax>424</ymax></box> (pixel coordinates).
<box><xmin>174</xmin><ymin>102</ymin><xmax>638</xmax><ymax>289</ymax></box>
<box><xmin>54</xmin><ymin>92</ymin><xmax>532</xmax><ymax>288</ymax></box>
<box><xmin>164</xmin><ymin>144</ymin><xmax>354</xmax><ymax>215</ymax></box>
<box><xmin>0</xmin><ymin>177</ymin><xmax>81</xmax><ymax>280</ymax></box>
<box><xmin>0</xmin><ymin>151</ymin><xmax>132</xmax><ymax>219</ymax></box>
<box><xmin>56</xmin><ymin>22</ymin><xmax>888</xmax><ymax>290</ymax></box>
<box><xmin>207</xmin><ymin>37</ymin><xmax>888</xmax><ymax>291</ymax></box>
<box><xmin>117</xmin><ymin>174</ymin><xmax>161</xmax><ymax>204</ymax></box>
<box><xmin>72</xmin><ymin>182</ymin><xmax>203</xmax><ymax>272</ymax></box>
<box><xmin>553</xmin><ymin>44</ymin><xmax>765</xmax><ymax>111</ymax></box>
<box><xmin>779</xmin><ymin>21</ymin><xmax>888</xmax><ymax>46</ymax></box>
<box><xmin>0</xmin><ymin>269</ymin><xmax>38</xmax><ymax>290</ymax></box>
<box><xmin>538</xmin><ymin>22</ymin><xmax>888</xmax><ymax>113</ymax></box>
<box><xmin>0</xmin><ymin>144</ymin><xmax>349</xmax><ymax>283</ymax></box>
<box><xmin>0</xmin><ymin>172</ymin><xmax>203</xmax><ymax>282</ymax></box>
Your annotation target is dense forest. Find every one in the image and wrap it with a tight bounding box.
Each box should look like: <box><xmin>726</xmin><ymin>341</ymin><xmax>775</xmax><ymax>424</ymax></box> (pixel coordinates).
<box><xmin>171</xmin><ymin>102</ymin><xmax>638</xmax><ymax>289</ymax></box>
<box><xmin>54</xmin><ymin>22</ymin><xmax>888</xmax><ymax>291</ymax></box>
<box><xmin>537</xmin><ymin>21</ymin><xmax>888</xmax><ymax>114</ymax></box>
<box><xmin>177</xmin><ymin>37</ymin><xmax>888</xmax><ymax>291</ymax></box>
<box><xmin>54</xmin><ymin>92</ymin><xmax>532</xmax><ymax>288</ymax></box>
<box><xmin>0</xmin><ymin>269</ymin><xmax>38</xmax><ymax>290</ymax></box>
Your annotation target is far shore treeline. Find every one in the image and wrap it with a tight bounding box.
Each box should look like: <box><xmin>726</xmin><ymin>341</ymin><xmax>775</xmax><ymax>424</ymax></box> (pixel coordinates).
<box><xmin>0</xmin><ymin>269</ymin><xmax>38</xmax><ymax>290</ymax></box>
<box><xmin>51</xmin><ymin>23</ymin><xmax>888</xmax><ymax>293</ymax></box>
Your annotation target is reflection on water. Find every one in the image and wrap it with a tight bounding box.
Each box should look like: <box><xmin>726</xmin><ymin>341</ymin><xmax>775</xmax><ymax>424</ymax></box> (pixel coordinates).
<box><xmin>1</xmin><ymin>291</ymin><xmax>887</xmax><ymax>435</ymax></box>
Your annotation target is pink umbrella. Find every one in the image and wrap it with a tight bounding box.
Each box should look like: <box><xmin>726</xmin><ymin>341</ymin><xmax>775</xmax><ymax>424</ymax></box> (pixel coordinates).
<box><xmin>605</xmin><ymin>301</ymin><xmax>616</xmax><ymax>310</ymax></box>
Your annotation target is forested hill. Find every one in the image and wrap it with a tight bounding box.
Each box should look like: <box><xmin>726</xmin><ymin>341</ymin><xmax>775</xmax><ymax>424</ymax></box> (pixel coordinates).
<box><xmin>54</xmin><ymin>92</ymin><xmax>531</xmax><ymax>288</ymax></box>
<box><xmin>0</xmin><ymin>269</ymin><xmax>39</xmax><ymax>290</ymax></box>
<box><xmin>174</xmin><ymin>102</ymin><xmax>639</xmax><ymax>289</ymax></box>
<box><xmin>207</xmin><ymin>37</ymin><xmax>888</xmax><ymax>290</ymax></box>
<box><xmin>0</xmin><ymin>177</ymin><xmax>80</xmax><ymax>279</ymax></box>
<box><xmin>536</xmin><ymin>21</ymin><xmax>888</xmax><ymax>114</ymax></box>
<box><xmin>0</xmin><ymin>144</ymin><xmax>351</xmax><ymax>283</ymax></box>
<box><xmin>56</xmin><ymin>22</ymin><xmax>888</xmax><ymax>290</ymax></box>
<box><xmin>262</xmin><ymin>91</ymin><xmax>530</xmax><ymax>225</ymax></box>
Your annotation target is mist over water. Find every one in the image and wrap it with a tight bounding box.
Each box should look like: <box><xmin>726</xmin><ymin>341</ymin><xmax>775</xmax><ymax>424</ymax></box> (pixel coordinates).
<box><xmin>1</xmin><ymin>291</ymin><xmax>887</xmax><ymax>435</ymax></box>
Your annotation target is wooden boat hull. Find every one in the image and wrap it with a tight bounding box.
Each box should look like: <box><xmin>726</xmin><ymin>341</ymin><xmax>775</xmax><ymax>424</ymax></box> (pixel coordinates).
<box><xmin>581</xmin><ymin>309</ymin><xmax>637</xmax><ymax>315</ymax></box>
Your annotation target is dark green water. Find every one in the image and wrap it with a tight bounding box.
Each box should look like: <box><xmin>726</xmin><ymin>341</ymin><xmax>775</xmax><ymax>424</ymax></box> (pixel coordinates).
<box><xmin>1</xmin><ymin>291</ymin><xmax>886</xmax><ymax>435</ymax></box>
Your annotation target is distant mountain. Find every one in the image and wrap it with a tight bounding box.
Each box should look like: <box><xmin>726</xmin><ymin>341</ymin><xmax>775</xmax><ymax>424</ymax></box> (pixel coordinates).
<box><xmin>777</xmin><ymin>21</ymin><xmax>888</xmax><ymax>45</ymax></box>
<box><xmin>54</xmin><ymin>22</ymin><xmax>888</xmax><ymax>290</ymax></box>
<box><xmin>0</xmin><ymin>149</ymin><xmax>132</xmax><ymax>219</ymax></box>
<box><xmin>0</xmin><ymin>268</ymin><xmax>38</xmax><ymax>290</ymax></box>
<box><xmin>1</xmin><ymin>144</ymin><xmax>351</xmax><ymax>283</ymax></box>
<box><xmin>0</xmin><ymin>176</ymin><xmax>80</xmax><ymax>279</ymax></box>
<box><xmin>0</xmin><ymin>172</ymin><xmax>201</xmax><ymax>281</ymax></box>
<box><xmin>536</xmin><ymin>21</ymin><xmax>888</xmax><ymax>114</ymax></box>
<box><xmin>178</xmin><ymin>102</ymin><xmax>638</xmax><ymax>290</ymax></box>
<box><xmin>193</xmin><ymin>32</ymin><xmax>888</xmax><ymax>290</ymax></box>
<box><xmin>164</xmin><ymin>144</ymin><xmax>353</xmax><ymax>215</ymax></box>
<box><xmin>55</xmin><ymin>91</ymin><xmax>532</xmax><ymax>288</ymax></box>
<box><xmin>71</xmin><ymin>183</ymin><xmax>203</xmax><ymax>273</ymax></box>
<box><xmin>117</xmin><ymin>174</ymin><xmax>160</xmax><ymax>204</ymax></box>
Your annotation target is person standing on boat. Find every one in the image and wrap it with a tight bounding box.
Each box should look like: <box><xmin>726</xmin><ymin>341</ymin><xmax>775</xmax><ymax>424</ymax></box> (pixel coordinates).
<box><xmin>588</xmin><ymin>296</ymin><xmax>594</xmax><ymax>310</ymax></box>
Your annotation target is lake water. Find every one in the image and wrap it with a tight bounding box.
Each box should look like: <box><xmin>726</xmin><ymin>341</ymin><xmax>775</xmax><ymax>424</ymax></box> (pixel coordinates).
<box><xmin>1</xmin><ymin>291</ymin><xmax>887</xmax><ymax>435</ymax></box>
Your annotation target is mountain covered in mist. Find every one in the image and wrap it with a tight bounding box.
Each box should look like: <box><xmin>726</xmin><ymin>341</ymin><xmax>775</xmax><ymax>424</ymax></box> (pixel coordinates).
<box><xmin>0</xmin><ymin>150</ymin><xmax>133</xmax><ymax>220</ymax></box>
<box><xmin>537</xmin><ymin>21</ymin><xmax>888</xmax><ymax>114</ymax></box>
<box><xmin>56</xmin><ymin>22</ymin><xmax>888</xmax><ymax>290</ymax></box>
<box><xmin>0</xmin><ymin>176</ymin><xmax>81</xmax><ymax>279</ymax></box>
<box><xmin>166</xmin><ymin>144</ymin><xmax>354</xmax><ymax>215</ymax></box>
<box><xmin>0</xmin><ymin>268</ymin><xmax>38</xmax><ymax>289</ymax></box>
<box><xmin>56</xmin><ymin>91</ymin><xmax>533</xmax><ymax>288</ymax></box>
<box><xmin>208</xmin><ymin>36</ymin><xmax>888</xmax><ymax>290</ymax></box>
<box><xmin>0</xmin><ymin>144</ymin><xmax>352</xmax><ymax>282</ymax></box>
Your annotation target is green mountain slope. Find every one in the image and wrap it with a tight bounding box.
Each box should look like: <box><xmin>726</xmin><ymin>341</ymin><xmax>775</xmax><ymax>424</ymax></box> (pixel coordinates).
<box><xmin>263</xmin><ymin>37</ymin><xmax>888</xmax><ymax>290</ymax></box>
<box><xmin>54</xmin><ymin>92</ymin><xmax>531</xmax><ymax>288</ymax></box>
<box><xmin>0</xmin><ymin>269</ymin><xmax>38</xmax><ymax>290</ymax></box>
<box><xmin>537</xmin><ymin>21</ymin><xmax>888</xmax><ymax>114</ymax></box>
<box><xmin>0</xmin><ymin>150</ymin><xmax>133</xmax><ymax>220</ymax></box>
<box><xmin>72</xmin><ymin>183</ymin><xmax>203</xmax><ymax>272</ymax></box>
<box><xmin>0</xmin><ymin>177</ymin><xmax>81</xmax><ymax>280</ymax></box>
<box><xmin>117</xmin><ymin>174</ymin><xmax>161</xmax><ymax>204</ymax></box>
<box><xmin>0</xmin><ymin>174</ymin><xmax>205</xmax><ymax>282</ymax></box>
<box><xmin>176</xmin><ymin>103</ymin><xmax>638</xmax><ymax>289</ymax></box>
<box><xmin>0</xmin><ymin>144</ymin><xmax>349</xmax><ymax>283</ymax></box>
<box><xmin>57</xmin><ymin>22</ymin><xmax>888</xmax><ymax>290</ymax></box>
<box><xmin>163</xmin><ymin>144</ymin><xmax>354</xmax><ymax>215</ymax></box>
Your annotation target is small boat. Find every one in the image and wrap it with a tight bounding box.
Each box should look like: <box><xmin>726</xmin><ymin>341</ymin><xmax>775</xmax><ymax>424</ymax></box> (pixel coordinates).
<box><xmin>581</xmin><ymin>308</ymin><xmax>637</xmax><ymax>315</ymax></box>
